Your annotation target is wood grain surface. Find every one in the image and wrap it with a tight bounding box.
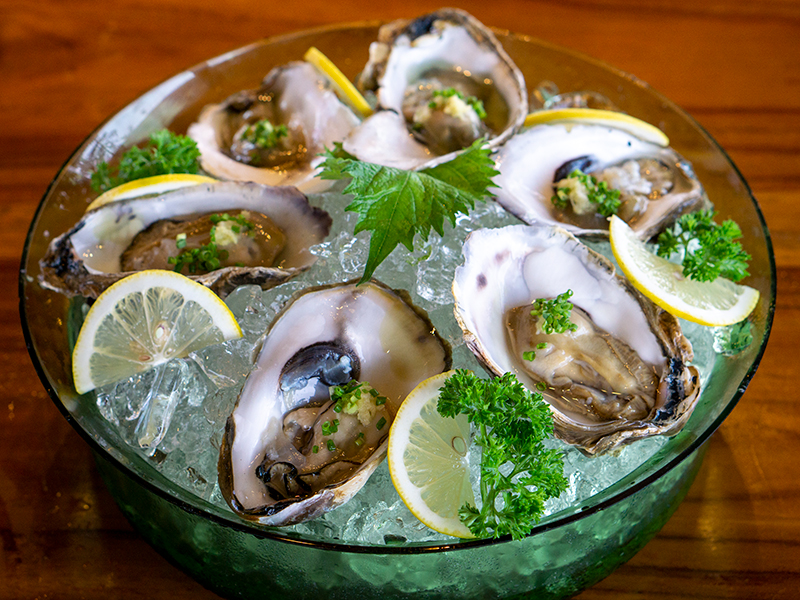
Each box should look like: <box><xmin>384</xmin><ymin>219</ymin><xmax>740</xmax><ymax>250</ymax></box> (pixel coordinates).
<box><xmin>2</xmin><ymin>0</ymin><xmax>798</xmax><ymax>598</ymax></box>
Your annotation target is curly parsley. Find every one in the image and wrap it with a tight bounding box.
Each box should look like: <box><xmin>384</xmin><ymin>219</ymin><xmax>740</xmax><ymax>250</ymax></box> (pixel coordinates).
<box><xmin>656</xmin><ymin>209</ymin><xmax>751</xmax><ymax>282</ymax></box>
<box><xmin>90</xmin><ymin>129</ymin><xmax>200</xmax><ymax>193</ymax></box>
<box><xmin>437</xmin><ymin>370</ymin><xmax>568</xmax><ymax>541</ymax></box>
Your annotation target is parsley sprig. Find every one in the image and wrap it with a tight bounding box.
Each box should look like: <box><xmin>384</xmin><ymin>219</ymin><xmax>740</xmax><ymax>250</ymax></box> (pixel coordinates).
<box><xmin>437</xmin><ymin>370</ymin><xmax>568</xmax><ymax>541</ymax></box>
<box><xmin>551</xmin><ymin>169</ymin><xmax>621</xmax><ymax>217</ymax></box>
<box><xmin>655</xmin><ymin>210</ymin><xmax>751</xmax><ymax>282</ymax></box>
<box><xmin>531</xmin><ymin>290</ymin><xmax>577</xmax><ymax>334</ymax></box>
<box><xmin>319</xmin><ymin>140</ymin><xmax>498</xmax><ymax>283</ymax></box>
<box><xmin>90</xmin><ymin>129</ymin><xmax>200</xmax><ymax>193</ymax></box>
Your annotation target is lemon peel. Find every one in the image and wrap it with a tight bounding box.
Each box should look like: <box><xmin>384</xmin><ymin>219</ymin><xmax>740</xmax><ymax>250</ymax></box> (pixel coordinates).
<box><xmin>524</xmin><ymin>108</ymin><xmax>669</xmax><ymax>146</ymax></box>
<box><xmin>305</xmin><ymin>46</ymin><xmax>373</xmax><ymax>119</ymax></box>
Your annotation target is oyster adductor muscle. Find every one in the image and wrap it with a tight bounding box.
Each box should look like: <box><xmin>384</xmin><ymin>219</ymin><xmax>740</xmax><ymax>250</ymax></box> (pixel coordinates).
<box><xmin>493</xmin><ymin>122</ymin><xmax>710</xmax><ymax>240</ymax></box>
<box><xmin>39</xmin><ymin>181</ymin><xmax>331</xmax><ymax>299</ymax></box>
<box><xmin>219</xmin><ymin>280</ymin><xmax>451</xmax><ymax>526</ymax></box>
<box><xmin>343</xmin><ymin>8</ymin><xmax>527</xmax><ymax>170</ymax></box>
<box><xmin>452</xmin><ymin>225</ymin><xmax>700</xmax><ymax>455</ymax></box>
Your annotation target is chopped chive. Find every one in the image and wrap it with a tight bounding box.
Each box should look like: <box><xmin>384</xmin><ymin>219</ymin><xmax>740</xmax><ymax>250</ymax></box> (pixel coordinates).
<box><xmin>354</xmin><ymin>432</ymin><xmax>365</xmax><ymax>447</ymax></box>
<box><xmin>375</xmin><ymin>396</ymin><xmax>386</xmax><ymax>406</ymax></box>
<box><xmin>321</xmin><ymin>421</ymin><xmax>331</xmax><ymax>436</ymax></box>
<box><xmin>176</xmin><ymin>233</ymin><xmax>187</xmax><ymax>249</ymax></box>
<box><xmin>327</xmin><ymin>439</ymin><xmax>336</xmax><ymax>452</ymax></box>
<box><xmin>333</xmin><ymin>403</ymin><xmax>342</xmax><ymax>413</ymax></box>
<box><xmin>312</xmin><ymin>445</ymin><xmax>319</xmax><ymax>453</ymax></box>
<box><xmin>523</xmin><ymin>350</ymin><xmax>536</xmax><ymax>361</ymax></box>
<box><xmin>536</xmin><ymin>342</ymin><xmax>548</xmax><ymax>349</ymax></box>
<box><xmin>376</xmin><ymin>417</ymin><xmax>387</xmax><ymax>431</ymax></box>
<box><xmin>368</xmin><ymin>389</ymin><xmax>379</xmax><ymax>397</ymax></box>
<box><xmin>536</xmin><ymin>381</ymin><xmax>548</xmax><ymax>391</ymax></box>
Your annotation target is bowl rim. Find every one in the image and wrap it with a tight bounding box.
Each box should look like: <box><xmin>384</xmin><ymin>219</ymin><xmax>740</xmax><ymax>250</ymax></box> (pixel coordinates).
<box><xmin>19</xmin><ymin>20</ymin><xmax>777</xmax><ymax>554</ymax></box>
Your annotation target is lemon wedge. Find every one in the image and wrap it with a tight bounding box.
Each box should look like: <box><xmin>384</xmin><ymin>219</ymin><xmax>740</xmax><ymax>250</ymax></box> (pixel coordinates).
<box><xmin>304</xmin><ymin>46</ymin><xmax>373</xmax><ymax>119</ymax></box>
<box><xmin>609</xmin><ymin>215</ymin><xmax>759</xmax><ymax>326</ymax></box>
<box><xmin>72</xmin><ymin>270</ymin><xmax>242</xmax><ymax>394</ymax></box>
<box><xmin>85</xmin><ymin>173</ymin><xmax>217</xmax><ymax>212</ymax></box>
<box><xmin>388</xmin><ymin>370</ymin><xmax>475</xmax><ymax>538</ymax></box>
<box><xmin>524</xmin><ymin>108</ymin><xmax>669</xmax><ymax>147</ymax></box>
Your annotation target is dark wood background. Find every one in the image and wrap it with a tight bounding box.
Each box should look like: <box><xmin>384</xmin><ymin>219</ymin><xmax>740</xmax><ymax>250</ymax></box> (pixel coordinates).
<box><xmin>2</xmin><ymin>0</ymin><xmax>798</xmax><ymax>598</ymax></box>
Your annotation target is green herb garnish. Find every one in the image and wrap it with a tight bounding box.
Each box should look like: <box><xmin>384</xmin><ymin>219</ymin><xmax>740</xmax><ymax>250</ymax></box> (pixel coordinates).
<box><xmin>327</xmin><ymin>439</ymin><xmax>336</xmax><ymax>452</ymax></box>
<box><xmin>209</xmin><ymin>212</ymin><xmax>255</xmax><ymax>235</ymax></box>
<box><xmin>551</xmin><ymin>169</ymin><xmax>621</xmax><ymax>217</ymax></box>
<box><xmin>241</xmin><ymin>119</ymin><xmax>288</xmax><ymax>149</ymax></box>
<box><xmin>168</xmin><ymin>223</ymin><xmax>228</xmax><ymax>274</ymax></box>
<box><xmin>437</xmin><ymin>370</ymin><xmax>568</xmax><ymax>541</ymax></box>
<box><xmin>429</xmin><ymin>88</ymin><xmax>487</xmax><ymax>120</ymax></box>
<box><xmin>376</xmin><ymin>417</ymin><xmax>387</xmax><ymax>431</ymax></box>
<box><xmin>530</xmin><ymin>290</ymin><xmax>577</xmax><ymax>334</ymax></box>
<box><xmin>655</xmin><ymin>209</ymin><xmax>751</xmax><ymax>282</ymax></box>
<box><xmin>522</xmin><ymin>350</ymin><xmax>536</xmax><ymax>361</ymax></box>
<box><xmin>319</xmin><ymin>140</ymin><xmax>498</xmax><ymax>283</ymax></box>
<box><xmin>90</xmin><ymin>129</ymin><xmax>200</xmax><ymax>193</ymax></box>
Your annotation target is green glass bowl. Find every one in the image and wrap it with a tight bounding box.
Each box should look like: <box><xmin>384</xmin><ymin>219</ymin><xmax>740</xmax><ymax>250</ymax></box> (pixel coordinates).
<box><xmin>20</xmin><ymin>22</ymin><xmax>776</xmax><ymax>600</ymax></box>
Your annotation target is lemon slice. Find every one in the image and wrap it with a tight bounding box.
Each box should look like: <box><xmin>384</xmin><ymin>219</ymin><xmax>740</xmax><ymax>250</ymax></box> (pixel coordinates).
<box><xmin>524</xmin><ymin>108</ymin><xmax>669</xmax><ymax>146</ymax></box>
<box><xmin>72</xmin><ymin>270</ymin><xmax>242</xmax><ymax>394</ymax></box>
<box><xmin>388</xmin><ymin>370</ymin><xmax>475</xmax><ymax>538</ymax></box>
<box><xmin>86</xmin><ymin>173</ymin><xmax>217</xmax><ymax>212</ymax></box>
<box><xmin>609</xmin><ymin>215</ymin><xmax>759</xmax><ymax>326</ymax></box>
<box><xmin>304</xmin><ymin>46</ymin><xmax>373</xmax><ymax>119</ymax></box>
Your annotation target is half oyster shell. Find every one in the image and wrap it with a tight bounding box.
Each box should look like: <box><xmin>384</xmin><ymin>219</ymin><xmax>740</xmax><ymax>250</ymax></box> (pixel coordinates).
<box><xmin>343</xmin><ymin>8</ymin><xmax>528</xmax><ymax>169</ymax></box>
<box><xmin>452</xmin><ymin>225</ymin><xmax>700</xmax><ymax>455</ymax></box>
<box><xmin>493</xmin><ymin>122</ymin><xmax>710</xmax><ymax>240</ymax></box>
<box><xmin>219</xmin><ymin>280</ymin><xmax>451</xmax><ymax>526</ymax></box>
<box><xmin>188</xmin><ymin>62</ymin><xmax>361</xmax><ymax>192</ymax></box>
<box><xmin>39</xmin><ymin>181</ymin><xmax>331</xmax><ymax>299</ymax></box>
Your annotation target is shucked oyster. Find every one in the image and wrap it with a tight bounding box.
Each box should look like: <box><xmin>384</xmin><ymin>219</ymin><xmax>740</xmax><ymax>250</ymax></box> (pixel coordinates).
<box><xmin>39</xmin><ymin>181</ymin><xmax>331</xmax><ymax>299</ymax></box>
<box><xmin>188</xmin><ymin>62</ymin><xmax>360</xmax><ymax>192</ymax></box>
<box><xmin>343</xmin><ymin>8</ymin><xmax>527</xmax><ymax>169</ymax></box>
<box><xmin>453</xmin><ymin>225</ymin><xmax>700</xmax><ymax>455</ymax></box>
<box><xmin>493</xmin><ymin>122</ymin><xmax>709</xmax><ymax>240</ymax></box>
<box><xmin>219</xmin><ymin>280</ymin><xmax>451</xmax><ymax>526</ymax></box>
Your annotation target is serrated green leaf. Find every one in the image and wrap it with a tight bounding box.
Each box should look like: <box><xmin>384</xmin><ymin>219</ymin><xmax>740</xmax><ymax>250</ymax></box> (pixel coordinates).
<box><xmin>318</xmin><ymin>139</ymin><xmax>498</xmax><ymax>283</ymax></box>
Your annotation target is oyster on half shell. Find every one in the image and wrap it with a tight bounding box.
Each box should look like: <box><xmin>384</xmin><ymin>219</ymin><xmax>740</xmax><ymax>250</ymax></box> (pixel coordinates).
<box><xmin>39</xmin><ymin>181</ymin><xmax>331</xmax><ymax>299</ymax></box>
<box><xmin>452</xmin><ymin>225</ymin><xmax>700</xmax><ymax>455</ymax></box>
<box><xmin>188</xmin><ymin>62</ymin><xmax>361</xmax><ymax>192</ymax></box>
<box><xmin>219</xmin><ymin>280</ymin><xmax>451</xmax><ymax>526</ymax></box>
<box><xmin>343</xmin><ymin>8</ymin><xmax>528</xmax><ymax>170</ymax></box>
<box><xmin>493</xmin><ymin>122</ymin><xmax>709</xmax><ymax>240</ymax></box>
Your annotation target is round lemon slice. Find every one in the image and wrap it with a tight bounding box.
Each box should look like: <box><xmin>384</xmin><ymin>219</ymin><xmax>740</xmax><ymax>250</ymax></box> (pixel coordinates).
<box><xmin>304</xmin><ymin>46</ymin><xmax>373</xmax><ymax>119</ymax></box>
<box><xmin>85</xmin><ymin>173</ymin><xmax>217</xmax><ymax>212</ymax></box>
<box><xmin>72</xmin><ymin>270</ymin><xmax>242</xmax><ymax>394</ymax></box>
<box><xmin>523</xmin><ymin>108</ymin><xmax>669</xmax><ymax>146</ymax></box>
<box><xmin>609</xmin><ymin>215</ymin><xmax>759</xmax><ymax>326</ymax></box>
<box><xmin>388</xmin><ymin>370</ymin><xmax>475</xmax><ymax>538</ymax></box>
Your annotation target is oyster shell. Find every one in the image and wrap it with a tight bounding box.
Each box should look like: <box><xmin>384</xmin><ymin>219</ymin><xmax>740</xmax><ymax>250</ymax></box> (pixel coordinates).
<box><xmin>219</xmin><ymin>280</ymin><xmax>451</xmax><ymax>525</ymax></box>
<box><xmin>343</xmin><ymin>8</ymin><xmax>527</xmax><ymax>169</ymax></box>
<box><xmin>452</xmin><ymin>225</ymin><xmax>700</xmax><ymax>455</ymax></box>
<box><xmin>493</xmin><ymin>122</ymin><xmax>709</xmax><ymax>240</ymax></box>
<box><xmin>188</xmin><ymin>62</ymin><xmax>361</xmax><ymax>192</ymax></box>
<box><xmin>39</xmin><ymin>181</ymin><xmax>331</xmax><ymax>299</ymax></box>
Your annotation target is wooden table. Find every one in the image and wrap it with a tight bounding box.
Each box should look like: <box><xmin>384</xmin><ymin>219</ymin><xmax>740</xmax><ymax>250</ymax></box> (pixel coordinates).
<box><xmin>2</xmin><ymin>1</ymin><xmax>797</xmax><ymax>598</ymax></box>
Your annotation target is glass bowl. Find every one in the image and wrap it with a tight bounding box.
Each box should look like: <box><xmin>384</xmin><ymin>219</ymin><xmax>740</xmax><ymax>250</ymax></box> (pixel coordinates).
<box><xmin>20</xmin><ymin>21</ymin><xmax>776</xmax><ymax>600</ymax></box>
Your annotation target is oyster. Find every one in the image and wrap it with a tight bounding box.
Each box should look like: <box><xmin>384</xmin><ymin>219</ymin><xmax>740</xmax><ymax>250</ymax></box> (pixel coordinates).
<box><xmin>493</xmin><ymin>122</ymin><xmax>709</xmax><ymax>239</ymax></box>
<box><xmin>219</xmin><ymin>280</ymin><xmax>451</xmax><ymax>525</ymax></box>
<box><xmin>39</xmin><ymin>181</ymin><xmax>331</xmax><ymax>299</ymax></box>
<box><xmin>452</xmin><ymin>225</ymin><xmax>700</xmax><ymax>455</ymax></box>
<box><xmin>343</xmin><ymin>8</ymin><xmax>527</xmax><ymax>169</ymax></box>
<box><xmin>187</xmin><ymin>62</ymin><xmax>360</xmax><ymax>192</ymax></box>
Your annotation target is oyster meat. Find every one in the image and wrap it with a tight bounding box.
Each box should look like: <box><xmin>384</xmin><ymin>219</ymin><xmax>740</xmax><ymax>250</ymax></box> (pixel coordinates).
<box><xmin>493</xmin><ymin>122</ymin><xmax>709</xmax><ymax>239</ymax></box>
<box><xmin>39</xmin><ymin>181</ymin><xmax>331</xmax><ymax>299</ymax></box>
<box><xmin>452</xmin><ymin>225</ymin><xmax>700</xmax><ymax>455</ymax></box>
<box><xmin>343</xmin><ymin>8</ymin><xmax>528</xmax><ymax>169</ymax></box>
<box><xmin>188</xmin><ymin>62</ymin><xmax>361</xmax><ymax>192</ymax></box>
<box><xmin>219</xmin><ymin>280</ymin><xmax>451</xmax><ymax>525</ymax></box>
